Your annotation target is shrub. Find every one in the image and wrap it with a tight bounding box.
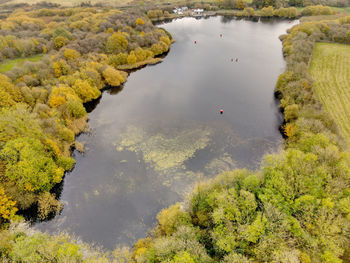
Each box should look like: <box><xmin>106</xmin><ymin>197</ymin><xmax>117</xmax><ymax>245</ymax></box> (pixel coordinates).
<box><xmin>65</xmin><ymin>98</ymin><xmax>86</xmax><ymax>118</ymax></box>
<box><xmin>54</xmin><ymin>36</ymin><xmax>68</xmax><ymax>49</ymax></box>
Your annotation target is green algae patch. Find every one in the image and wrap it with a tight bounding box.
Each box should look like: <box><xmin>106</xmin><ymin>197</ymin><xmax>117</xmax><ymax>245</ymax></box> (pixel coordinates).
<box><xmin>115</xmin><ymin>124</ymin><xmax>212</xmax><ymax>171</ymax></box>
<box><xmin>205</xmin><ymin>153</ymin><xmax>237</xmax><ymax>175</ymax></box>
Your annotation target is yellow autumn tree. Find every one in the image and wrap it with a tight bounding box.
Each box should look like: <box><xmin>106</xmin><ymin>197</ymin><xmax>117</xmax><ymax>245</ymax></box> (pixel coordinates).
<box><xmin>0</xmin><ymin>187</ymin><xmax>18</xmax><ymax>223</ymax></box>
<box><xmin>0</xmin><ymin>74</ymin><xmax>23</xmax><ymax>103</ymax></box>
<box><xmin>48</xmin><ymin>85</ymin><xmax>79</xmax><ymax>108</ymax></box>
<box><xmin>54</xmin><ymin>36</ymin><xmax>68</xmax><ymax>49</ymax></box>
<box><xmin>103</xmin><ymin>66</ymin><xmax>126</xmax><ymax>87</ymax></box>
<box><xmin>136</xmin><ymin>17</ymin><xmax>145</xmax><ymax>26</ymax></box>
<box><xmin>106</xmin><ymin>31</ymin><xmax>128</xmax><ymax>54</ymax></box>
<box><xmin>237</xmin><ymin>0</ymin><xmax>246</xmax><ymax>9</ymax></box>
<box><xmin>64</xmin><ymin>48</ymin><xmax>80</xmax><ymax>61</ymax></box>
<box><xmin>72</xmin><ymin>79</ymin><xmax>101</xmax><ymax>103</ymax></box>
<box><xmin>134</xmin><ymin>47</ymin><xmax>147</xmax><ymax>62</ymax></box>
<box><xmin>127</xmin><ymin>51</ymin><xmax>137</xmax><ymax>65</ymax></box>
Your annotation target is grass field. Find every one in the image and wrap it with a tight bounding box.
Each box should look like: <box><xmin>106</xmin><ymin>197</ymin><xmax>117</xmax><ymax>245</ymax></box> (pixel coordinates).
<box><xmin>0</xmin><ymin>54</ymin><xmax>43</xmax><ymax>73</ymax></box>
<box><xmin>0</xmin><ymin>0</ymin><xmax>132</xmax><ymax>7</ymax></box>
<box><xmin>300</xmin><ymin>13</ymin><xmax>347</xmax><ymax>22</ymax></box>
<box><xmin>309</xmin><ymin>43</ymin><xmax>350</xmax><ymax>145</ymax></box>
<box><xmin>1</xmin><ymin>0</ymin><xmax>216</xmax><ymax>7</ymax></box>
<box><xmin>332</xmin><ymin>7</ymin><xmax>350</xmax><ymax>14</ymax></box>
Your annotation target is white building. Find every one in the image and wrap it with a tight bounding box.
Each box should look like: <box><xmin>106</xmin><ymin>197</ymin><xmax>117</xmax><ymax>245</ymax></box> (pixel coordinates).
<box><xmin>192</xmin><ymin>9</ymin><xmax>204</xmax><ymax>16</ymax></box>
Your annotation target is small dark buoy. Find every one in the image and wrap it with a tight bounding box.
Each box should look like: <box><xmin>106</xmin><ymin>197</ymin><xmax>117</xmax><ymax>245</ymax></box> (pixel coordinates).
<box><xmin>236</xmin><ymin>58</ymin><xmax>238</xmax><ymax>62</ymax></box>
<box><xmin>231</xmin><ymin>58</ymin><xmax>233</xmax><ymax>62</ymax></box>
<box><xmin>194</xmin><ymin>40</ymin><xmax>197</xmax><ymax>44</ymax></box>
<box><xmin>220</xmin><ymin>109</ymin><xmax>223</xmax><ymax>114</ymax></box>
<box><xmin>220</xmin><ymin>34</ymin><xmax>222</xmax><ymax>37</ymax></box>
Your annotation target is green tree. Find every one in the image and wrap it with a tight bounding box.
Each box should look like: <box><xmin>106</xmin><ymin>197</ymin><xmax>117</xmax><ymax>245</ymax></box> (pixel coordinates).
<box><xmin>0</xmin><ymin>137</ymin><xmax>58</xmax><ymax>192</ymax></box>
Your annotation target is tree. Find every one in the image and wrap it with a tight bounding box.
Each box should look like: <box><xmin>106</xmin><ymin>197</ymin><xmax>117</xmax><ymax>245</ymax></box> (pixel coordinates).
<box><xmin>106</xmin><ymin>32</ymin><xmax>128</xmax><ymax>54</ymax></box>
<box><xmin>0</xmin><ymin>137</ymin><xmax>58</xmax><ymax>192</ymax></box>
<box><xmin>54</xmin><ymin>36</ymin><xmax>68</xmax><ymax>49</ymax></box>
<box><xmin>127</xmin><ymin>51</ymin><xmax>137</xmax><ymax>65</ymax></box>
<box><xmin>103</xmin><ymin>66</ymin><xmax>126</xmax><ymax>86</ymax></box>
<box><xmin>109</xmin><ymin>53</ymin><xmax>128</xmax><ymax>67</ymax></box>
<box><xmin>136</xmin><ymin>18</ymin><xmax>145</xmax><ymax>26</ymax></box>
<box><xmin>260</xmin><ymin>6</ymin><xmax>275</xmax><ymax>17</ymax></box>
<box><xmin>0</xmin><ymin>187</ymin><xmax>18</xmax><ymax>223</ymax></box>
<box><xmin>64</xmin><ymin>48</ymin><xmax>80</xmax><ymax>61</ymax></box>
<box><xmin>237</xmin><ymin>0</ymin><xmax>246</xmax><ymax>10</ymax></box>
<box><xmin>37</xmin><ymin>192</ymin><xmax>62</xmax><ymax>219</ymax></box>
<box><xmin>0</xmin><ymin>74</ymin><xmax>23</xmax><ymax>103</ymax></box>
<box><xmin>72</xmin><ymin>79</ymin><xmax>101</xmax><ymax>103</ymax></box>
<box><xmin>243</xmin><ymin>7</ymin><xmax>255</xmax><ymax>16</ymax></box>
<box><xmin>48</xmin><ymin>85</ymin><xmax>79</xmax><ymax>108</ymax></box>
<box><xmin>65</xmin><ymin>98</ymin><xmax>86</xmax><ymax>119</ymax></box>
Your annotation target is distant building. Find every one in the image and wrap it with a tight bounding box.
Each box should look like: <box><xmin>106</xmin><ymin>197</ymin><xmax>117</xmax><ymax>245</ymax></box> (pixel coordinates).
<box><xmin>173</xmin><ymin>8</ymin><xmax>184</xmax><ymax>15</ymax></box>
<box><xmin>192</xmin><ymin>9</ymin><xmax>204</xmax><ymax>16</ymax></box>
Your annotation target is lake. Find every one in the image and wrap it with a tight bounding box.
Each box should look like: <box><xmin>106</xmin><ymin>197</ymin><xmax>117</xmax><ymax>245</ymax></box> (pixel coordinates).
<box><xmin>36</xmin><ymin>16</ymin><xmax>298</xmax><ymax>249</ymax></box>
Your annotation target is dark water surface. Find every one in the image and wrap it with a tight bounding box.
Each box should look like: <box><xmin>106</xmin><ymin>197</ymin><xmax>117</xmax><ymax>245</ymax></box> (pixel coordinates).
<box><xmin>36</xmin><ymin>17</ymin><xmax>298</xmax><ymax>249</ymax></box>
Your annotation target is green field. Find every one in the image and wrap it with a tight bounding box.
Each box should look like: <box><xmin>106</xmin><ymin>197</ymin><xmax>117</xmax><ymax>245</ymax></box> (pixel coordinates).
<box><xmin>309</xmin><ymin>42</ymin><xmax>350</xmax><ymax>145</ymax></box>
<box><xmin>332</xmin><ymin>7</ymin><xmax>350</xmax><ymax>14</ymax></box>
<box><xmin>0</xmin><ymin>0</ymin><xmax>132</xmax><ymax>6</ymax></box>
<box><xmin>1</xmin><ymin>0</ymin><xmax>215</xmax><ymax>7</ymax></box>
<box><xmin>0</xmin><ymin>54</ymin><xmax>43</xmax><ymax>73</ymax></box>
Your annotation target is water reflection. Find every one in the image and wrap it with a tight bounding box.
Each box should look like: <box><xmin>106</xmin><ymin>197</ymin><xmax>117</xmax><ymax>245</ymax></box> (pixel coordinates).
<box><xmin>36</xmin><ymin>16</ymin><xmax>298</xmax><ymax>249</ymax></box>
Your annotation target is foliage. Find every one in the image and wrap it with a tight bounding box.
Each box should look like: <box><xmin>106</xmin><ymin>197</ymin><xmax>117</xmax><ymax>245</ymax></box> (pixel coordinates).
<box><xmin>136</xmin><ymin>17</ymin><xmax>145</xmax><ymax>26</ymax></box>
<box><xmin>103</xmin><ymin>66</ymin><xmax>127</xmax><ymax>87</ymax></box>
<box><xmin>0</xmin><ymin>187</ymin><xmax>17</xmax><ymax>224</ymax></box>
<box><xmin>64</xmin><ymin>48</ymin><xmax>80</xmax><ymax>61</ymax></box>
<box><xmin>0</xmin><ymin>137</ymin><xmax>59</xmax><ymax>192</ymax></box>
<box><xmin>0</xmin><ymin>221</ymin><xmax>137</xmax><ymax>262</ymax></box>
<box><xmin>302</xmin><ymin>5</ymin><xmax>334</xmax><ymax>16</ymax></box>
<box><xmin>54</xmin><ymin>36</ymin><xmax>68</xmax><ymax>49</ymax></box>
<box><xmin>106</xmin><ymin>32</ymin><xmax>128</xmax><ymax>54</ymax></box>
<box><xmin>72</xmin><ymin>79</ymin><xmax>101</xmax><ymax>103</ymax></box>
<box><xmin>37</xmin><ymin>192</ymin><xmax>62</xmax><ymax>219</ymax></box>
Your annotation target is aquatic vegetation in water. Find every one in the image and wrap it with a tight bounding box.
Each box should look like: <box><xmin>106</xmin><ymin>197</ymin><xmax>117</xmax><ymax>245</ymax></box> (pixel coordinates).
<box><xmin>205</xmin><ymin>153</ymin><xmax>237</xmax><ymax>175</ymax></box>
<box><xmin>115</xmin><ymin>125</ymin><xmax>212</xmax><ymax>171</ymax></box>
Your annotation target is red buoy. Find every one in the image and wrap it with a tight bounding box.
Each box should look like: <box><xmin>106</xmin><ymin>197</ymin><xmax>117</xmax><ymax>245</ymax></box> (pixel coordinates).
<box><xmin>220</xmin><ymin>109</ymin><xmax>223</xmax><ymax>114</ymax></box>
<box><xmin>220</xmin><ymin>34</ymin><xmax>222</xmax><ymax>37</ymax></box>
<box><xmin>194</xmin><ymin>40</ymin><xmax>197</xmax><ymax>44</ymax></box>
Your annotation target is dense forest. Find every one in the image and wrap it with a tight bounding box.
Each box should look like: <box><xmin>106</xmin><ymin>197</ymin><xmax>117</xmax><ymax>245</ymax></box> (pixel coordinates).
<box><xmin>0</xmin><ymin>2</ymin><xmax>349</xmax><ymax>263</ymax></box>
<box><xmin>0</xmin><ymin>6</ymin><xmax>171</xmax><ymax>224</ymax></box>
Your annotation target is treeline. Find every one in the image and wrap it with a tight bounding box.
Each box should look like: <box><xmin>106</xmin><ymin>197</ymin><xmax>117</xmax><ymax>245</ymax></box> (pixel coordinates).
<box><xmin>219</xmin><ymin>5</ymin><xmax>334</xmax><ymax>18</ymax></box>
<box><xmin>147</xmin><ymin>4</ymin><xmax>336</xmax><ymax>20</ymax></box>
<box><xmin>128</xmin><ymin>17</ymin><xmax>350</xmax><ymax>263</ymax></box>
<box><xmin>0</xmin><ymin>7</ymin><xmax>171</xmax><ymax>226</ymax></box>
<box><xmin>217</xmin><ymin>0</ymin><xmax>347</xmax><ymax>9</ymax></box>
<box><xmin>0</xmin><ymin>221</ymin><xmax>134</xmax><ymax>262</ymax></box>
